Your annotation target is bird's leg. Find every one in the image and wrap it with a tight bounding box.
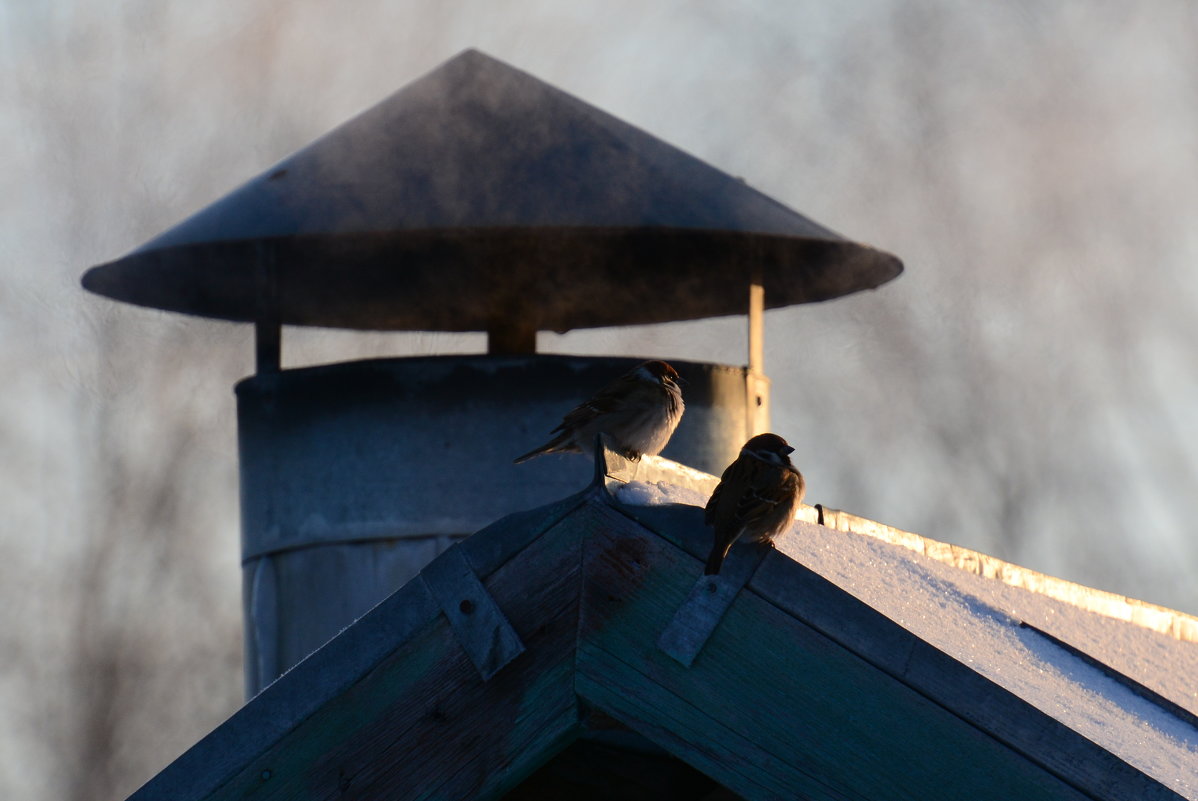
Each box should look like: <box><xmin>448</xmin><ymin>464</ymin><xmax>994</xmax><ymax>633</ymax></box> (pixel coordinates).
<box><xmin>611</xmin><ymin>449</ymin><xmax>642</xmax><ymax>481</ymax></box>
<box><xmin>599</xmin><ymin>434</ymin><xmax>634</xmax><ymax>482</ymax></box>
<box><xmin>626</xmin><ymin>455</ymin><xmax>644</xmax><ymax>482</ymax></box>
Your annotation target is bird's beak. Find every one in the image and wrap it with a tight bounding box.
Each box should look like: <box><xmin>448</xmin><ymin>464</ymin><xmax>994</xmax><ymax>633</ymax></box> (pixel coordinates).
<box><xmin>784</xmin><ymin>446</ymin><xmax>795</xmax><ymax>455</ymax></box>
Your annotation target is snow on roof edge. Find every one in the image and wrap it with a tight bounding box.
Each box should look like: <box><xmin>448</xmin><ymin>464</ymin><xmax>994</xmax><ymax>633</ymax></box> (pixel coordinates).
<box><xmin>817</xmin><ymin>505</ymin><xmax>1198</xmax><ymax>644</ymax></box>
<box><xmin>618</xmin><ymin>454</ymin><xmax>1198</xmax><ymax>644</ymax></box>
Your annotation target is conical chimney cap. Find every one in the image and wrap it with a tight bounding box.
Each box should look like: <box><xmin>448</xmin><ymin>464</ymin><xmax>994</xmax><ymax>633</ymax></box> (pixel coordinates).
<box><xmin>82</xmin><ymin>49</ymin><xmax>901</xmax><ymax>332</ymax></box>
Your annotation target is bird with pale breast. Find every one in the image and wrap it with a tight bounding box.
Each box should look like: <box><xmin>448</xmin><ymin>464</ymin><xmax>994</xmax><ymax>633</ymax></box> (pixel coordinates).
<box><xmin>514</xmin><ymin>360</ymin><xmax>685</xmax><ymax>464</ymax></box>
<box><xmin>703</xmin><ymin>432</ymin><xmax>805</xmax><ymax>575</ymax></box>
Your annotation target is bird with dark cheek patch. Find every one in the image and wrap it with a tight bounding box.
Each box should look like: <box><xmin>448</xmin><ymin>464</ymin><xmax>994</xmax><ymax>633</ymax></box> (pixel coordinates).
<box><xmin>514</xmin><ymin>360</ymin><xmax>684</xmax><ymax>464</ymax></box>
<box><xmin>704</xmin><ymin>433</ymin><xmax>805</xmax><ymax>575</ymax></box>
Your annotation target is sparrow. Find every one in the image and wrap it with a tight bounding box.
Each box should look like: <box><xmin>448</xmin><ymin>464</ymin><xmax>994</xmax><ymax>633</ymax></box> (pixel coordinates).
<box><xmin>514</xmin><ymin>360</ymin><xmax>685</xmax><ymax>463</ymax></box>
<box><xmin>703</xmin><ymin>433</ymin><xmax>805</xmax><ymax>575</ymax></box>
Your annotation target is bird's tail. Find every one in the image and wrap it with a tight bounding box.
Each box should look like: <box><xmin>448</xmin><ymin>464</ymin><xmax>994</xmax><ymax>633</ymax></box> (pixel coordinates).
<box><xmin>513</xmin><ymin>433</ymin><xmax>571</xmax><ymax>464</ymax></box>
<box><xmin>704</xmin><ymin>542</ymin><xmax>732</xmax><ymax>576</ymax></box>
<box><xmin>512</xmin><ymin>448</ymin><xmax>544</xmax><ymax>464</ymax></box>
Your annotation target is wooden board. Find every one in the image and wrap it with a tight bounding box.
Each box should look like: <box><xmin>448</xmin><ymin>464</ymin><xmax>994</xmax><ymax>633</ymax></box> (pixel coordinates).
<box><xmin>132</xmin><ymin>503</ymin><xmax>586</xmax><ymax>801</ymax></box>
<box><xmin>578</xmin><ymin>499</ymin><xmax>1177</xmax><ymax>801</ymax></box>
<box><xmin>125</xmin><ymin>484</ymin><xmax>1182</xmax><ymax>801</ymax></box>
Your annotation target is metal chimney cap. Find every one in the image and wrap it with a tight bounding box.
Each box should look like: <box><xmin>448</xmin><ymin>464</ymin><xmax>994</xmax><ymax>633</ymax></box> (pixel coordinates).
<box><xmin>81</xmin><ymin>49</ymin><xmax>902</xmax><ymax>331</ymax></box>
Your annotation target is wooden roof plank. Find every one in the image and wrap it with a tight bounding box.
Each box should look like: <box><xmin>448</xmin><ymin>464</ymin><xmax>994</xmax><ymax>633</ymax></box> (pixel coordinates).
<box><xmin>342</xmin><ymin>651</ymin><xmax>578</xmax><ymax>801</ymax></box>
<box><xmin>130</xmin><ymin>492</ymin><xmax>590</xmax><ymax>801</ymax></box>
<box><xmin>578</xmin><ymin>505</ymin><xmax>1105</xmax><ymax>801</ymax></box>
<box><xmin>127</xmin><ymin>575</ymin><xmax>441</xmax><ymax>801</ymax></box>
<box><xmin>131</xmin><ymin>492</ymin><xmax>587</xmax><ymax>801</ymax></box>
<box><xmin>420</xmin><ymin>544</ymin><xmax>526</xmax><ymax>680</ymax></box>
<box><xmin>576</xmin><ymin>667</ymin><xmax>817</xmax><ymax>801</ymax></box>
<box><xmin>658</xmin><ymin>545</ymin><xmax>769</xmax><ymax>667</ymax></box>
<box><xmin>748</xmin><ymin>543</ymin><xmax>1185</xmax><ymax>801</ymax></box>
<box><xmin>206</xmin><ymin>512</ymin><xmax>582</xmax><ymax>801</ymax></box>
<box><xmin>122</xmin><ymin>474</ymin><xmax>1185</xmax><ymax>801</ymax></box>
<box><xmin>613</xmin><ymin>501</ymin><xmax>1183</xmax><ymax>800</ymax></box>
<box><xmin>458</xmin><ymin>489</ymin><xmax>590</xmax><ymax>576</ymax></box>
<box><xmin>421</xmin><ymin>704</ymin><xmax>580</xmax><ymax>801</ymax></box>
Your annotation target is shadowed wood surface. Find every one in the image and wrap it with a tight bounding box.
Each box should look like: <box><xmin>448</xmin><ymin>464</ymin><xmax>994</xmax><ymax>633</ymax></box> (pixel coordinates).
<box><xmin>657</xmin><ymin>544</ymin><xmax>768</xmax><ymax>667</ymax></box>
<box><xmin>420</xmin><ymin>545</ymin><xmax>526</xmax><ymax>680</ymax></box>
<box><xmin>129</xmin><ymin>491</ymin><xmax>589</xmax><ymax>801</ymax></box>
<box><xmin>581</xmin><ymin>503</ymin><xmax>1118</xmax><ymax>801</ymax></box>
<box><xmin>502</xmin><ymin>734</ymin><xmax>730</xmax><ymax>801</ymax></box>
<box><xmin>619</xmin><ymin>503</ymin><xmax>1183</xmax><ymax>801</ymax></box>
<box><xmin>210</xmin><ymin>512</ymin><xmax>583</xmax><ymax>801</ymax></box>
<box><xmin>125</xmin><ymin>475</ymin><xmax>1184</xmax><ymax>801</ymax></box>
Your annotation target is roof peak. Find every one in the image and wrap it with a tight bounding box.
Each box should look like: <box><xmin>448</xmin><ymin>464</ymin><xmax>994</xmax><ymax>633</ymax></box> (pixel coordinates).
<box><xmin>122</xmin><ymin>443</ymin><xmax>1189</xmax><ymax>801</ymax></box>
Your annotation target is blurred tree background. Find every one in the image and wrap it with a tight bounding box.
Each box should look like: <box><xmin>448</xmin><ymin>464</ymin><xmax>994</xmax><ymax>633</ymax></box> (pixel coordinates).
<box><xmin>3</xmin><ymin>1</ymin><xmax>1197</xmax><ymax>799</ymax></box>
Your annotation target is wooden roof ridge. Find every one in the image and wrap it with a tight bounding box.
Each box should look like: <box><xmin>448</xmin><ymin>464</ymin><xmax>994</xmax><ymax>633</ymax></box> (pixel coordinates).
<box><xmin>617</xmin><ymin>454</ymin><xmax>1198</xmax><ymax>645</ymax></box>
<box><xmin>126</xmin><ymin>447</ymin><xmax>1184</xmax><ymax>801</ymax></box>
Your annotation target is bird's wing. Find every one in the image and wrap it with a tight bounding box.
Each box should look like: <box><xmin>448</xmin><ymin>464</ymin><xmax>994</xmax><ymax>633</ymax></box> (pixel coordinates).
<box><xmin>704</xmin><ymin>480</ymin><xmax>723</xmax><ymax>524</ymax></box>
<box><xmin>788</xmin><ymin>467</ymin><xmax>806</xmax><ymax>505</ymax></box>
<box><xmin>733</xmin><ymin>463</ymin><xmax>794</xmax><ymax>524</ymax></box>
<box><xmin>706</xmin><ymin>454</ymin><xmax>751</xmax><ymax>523</ymax></box>
<box><xmin>705</xmin><ymin>458</ymin><xmax>760</xmax><ymax>530</ymax></box>
<box><xmin>552</xmin><ymin>374</ymin><xmax>632</xmax><ymax>433</ymax></box>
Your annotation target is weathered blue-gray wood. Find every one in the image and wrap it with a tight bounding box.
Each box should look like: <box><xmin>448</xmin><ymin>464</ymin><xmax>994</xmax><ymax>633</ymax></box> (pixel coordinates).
<box><xmin>241</xmin><ymin>535</ymin><xmax>460</xmax><ymax>698</ymax></box>
<box><xmin>128</xmin><ymin>574</ymin><xmax>441</xmax><ymax>801</ymax></box>
<box><xmin>579</xmin><ymin>502</ymin><xmax>1114</xmax><ymax>801</ymax></box>
<box><xmin>124</xmin><ymin>455</ymin><xmax>1185</xmax><ymax>801</ymax></box>
<box><xmin>748</xmin><ymin>543</ymin><xmax>1183</xmax><ymax>801</ymax></box>
<box><xmin>420</xmin><ymin>544</ymin><xmax>526</xmax><ymax>680</ymax></box>
<box><xmin>657</xmin><ymin>545</ymin><xmax>768</xmax><ymax>667</ymax></box>
<box><xmin>126</xmin><ymin>491</ymin><xmax>585</xmax><ymax>801</ymax></box>
<box><xmin>455</xmin><ymin>488</ymin><xmax>588</xmax><ymax>578</ymax></box>
<box><xmin>227</xmin><ymin>509</ymin><xmax>580</xmax><ymax>801</ymax></box>
<box><xmin>606</xmin><ymin>505</ymin><xmax>1182</xmax><ymax>801</ymax></box>
<box><xmin>576</xmin><ymin>672</ymin><xmax>797</xmax><ymax>801</ymax></box>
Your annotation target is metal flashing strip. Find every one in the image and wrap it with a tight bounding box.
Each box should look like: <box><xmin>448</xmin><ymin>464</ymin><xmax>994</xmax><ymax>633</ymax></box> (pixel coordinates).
<box><xmin>420</xmin><ymin>546</ymin><xmax>526</xmax><ymax>680</ymax></box>
<box><xmin>658</xmin><ymin>545</ymin><xmax>770</xmax><ymax>667</ymax></box>
<box><xmin>1019</xmin><ymin>621</ymin><xmax>1198</xmax><ymax>730</ymax></box>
